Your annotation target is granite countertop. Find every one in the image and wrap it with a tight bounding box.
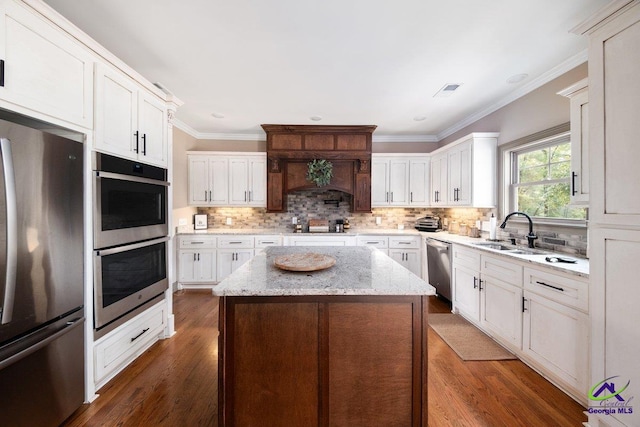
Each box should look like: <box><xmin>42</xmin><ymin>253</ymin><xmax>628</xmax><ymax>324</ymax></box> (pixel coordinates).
<box><xmin>422</xmin><ymin>232</ymin><xmax>589</xmax><ymax>278</ymax></box>
<box><xmin>212</xmin><ymin>246</ymin><xmax>436</xmax><ymax>297</ymax></box>
<box><xmin>176</xmin><ymin>226</ymin><xmax>421</xmax><ymax>236</ymax></box>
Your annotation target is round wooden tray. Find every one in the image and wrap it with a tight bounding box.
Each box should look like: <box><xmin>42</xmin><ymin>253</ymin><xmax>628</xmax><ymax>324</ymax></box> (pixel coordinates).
<box><xmin>274</xmin><ymin>253</ymin><xmax>336</xmax><ymax>272</ymax></box>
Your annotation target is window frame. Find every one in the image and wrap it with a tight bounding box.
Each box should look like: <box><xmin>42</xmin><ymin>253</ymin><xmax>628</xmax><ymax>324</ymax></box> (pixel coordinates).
<box><xmin>499</xmin><ymin>125</ymin><xmax>587</xmax><ymax>228</ymax></box>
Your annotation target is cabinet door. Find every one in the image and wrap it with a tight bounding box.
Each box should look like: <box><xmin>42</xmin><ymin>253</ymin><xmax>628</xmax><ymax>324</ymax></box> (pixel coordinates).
<box><xmin>448</xmin><ymin>142</ymin><xmax>471</xmax><ymax>205</ymax></box>
<box><xmin>388</xmin><ymin>159</ymin><xmax>409</xmax><ymax>205</ymax></box>
<box><xmin>0</xmin><ymin>1</ymin><xmax>93</xmax><ymax>128</ymax></box>
<box><xmin>481</xmin><ymin>276</ymin><xmax>522</xmax><ymax>350</ymax></box>
<box><xmin>590</xmin><ymin>9</ymin><xmax>640</xmax><ymax>224</ymax></box>
<box><xmin>409</xmin><ymin>159</ymin><xmax>429</xmax><ymax>206</ymax></box>
<box><xmin>138</xmin><ymin>91</ymin><xmax>167</xmax><ymax>167</ymax></box>
<box><xmin>523</xmin><ymin>290</ymin><xmax>588</xmax><ymax>397</ymax></box>
<box><xmin>388</xmin><ymin>250</ymin><xmax>420</xmax><ymax>276</ymax></box>
<box><xmin>217</xmin><ymin>250</ymin><xmax>253</xmax><ymax>281</ymax></box>
<box><xmin>95</xmin><ymin>64</ymin><xmax>138</xmax><ymax>160</ymax></box>
<box><xmin>229</xmin><ymin>158</ymin><xmax>249</xmax><ymax>205</ymax></box>
<box><xmin>209</xmin><ymin>157</ymin><xmax>229</xmax><ymax>205</ymax></box>
<box><xmin>216</xmin><ymin>250</ymin><xmax>235</xmax><ymax>282</ymax></box>
<box><xmin>430</xmin><ymin>155</ymin><xmax>448</xmax><ymax>205</ymax></box>
<box><xmin>371</xmin><ymin>159</ymin><xmax>389</xmax><ymax>206</ymax></box>
<box><xmin>248</xmin><ymin>157</ymin><xmax>267</xmax><ymax>206</ymax></box>
<box><xmin>188</xmin><ymin>156</ymin><xmax>210</xmax><ymax>205</ymax></box>
<box><xmin>570</xmin><ymin>89</ymin><xmax>589</xmax><ymax>205</ymax></box>
<box><xmin>453</xmin><ymin>264</ymin><xmax>480</xmax><ymax>324</ymax></box>
<box><xmin>197</xmin><ymin>250</ymin><xmax>217</xmax><ymax>282</ymax></box>
<box><xmin>233</xmin><ymin>250</ymin><xmax>254</xmax><ymax>271</ymax></box>
<box><xmin>178</xmin><ymin>250</ymin><xmax>198</xmax><ymax>282</ymax></box>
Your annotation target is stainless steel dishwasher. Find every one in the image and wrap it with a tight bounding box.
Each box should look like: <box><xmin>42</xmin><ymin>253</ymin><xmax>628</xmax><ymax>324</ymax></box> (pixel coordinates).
<box><xmin>426</xmin><ymin>238</ymin><xmax>452</xmax><ymax>301</ymax></box>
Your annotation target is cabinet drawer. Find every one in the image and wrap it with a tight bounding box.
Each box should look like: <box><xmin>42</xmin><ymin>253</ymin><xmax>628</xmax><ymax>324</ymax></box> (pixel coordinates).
<box><xmin>356</xmin><ymin>236</ymin><xmax>389</xmax><ymax>248</ymax></box>
<box><xmin>180</xmin><ymin>236</ymin><xmax>217</xmax><ymax>249</ymax></box>
<box><xmin>524</xmin><ymin>267</ymin><xmax>588</xmax><ymax>312</ymax></box>
<box><xmin>481</xmin><ymin>254</ymin><xmax>523</xmax><ymax>286</ymax></box>
<box><xmin>452</xmin><ymin>245</ymin><xmax>481</xmax><ymax>270</ymax></box>
<box><xmin>255</xmin><ymin>235</ymin><xmax>282</xmax><ymax>248</ymax></box>
<box><xmin>388</xmin><ymin>236</ymin><xmax>420</xmax><ymax>249</ymax></box>
<box><xmin>94</xmin><ymin>301</ymin><xmax>166</xmax><ymax>384</ymax></box>
<box><xmin>218</xmin><ymin>236</ymin><xmax>254</xmax><ymax>249</ymax></box>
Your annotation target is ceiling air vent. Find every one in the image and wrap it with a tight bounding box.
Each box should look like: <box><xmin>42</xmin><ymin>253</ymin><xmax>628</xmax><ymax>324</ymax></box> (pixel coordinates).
<box><xmin>434</xmin><ymin>83</ymin><xmax>462</xmax><ymax>98</ymax></box>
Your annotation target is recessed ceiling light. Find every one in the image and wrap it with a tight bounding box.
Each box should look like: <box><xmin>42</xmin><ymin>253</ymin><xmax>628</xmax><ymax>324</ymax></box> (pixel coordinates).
<box><xmin>310</xmin><ymin>116</ymin><xmax>323</xmax><ymax>121</ymax></box>
<box><xmin>506</xmin><ymin>73</ymin><xmax>528</xmax><ymax>84</ymax></box>
<box><xmin>434</xmin><ymin>83</ymin><xmax>463</xmax><ymax>98</ymax></box>
<box><xmin>413</xmin><ymin>115</ymin><xmax>427</xmax><ymax>122</ymax></box>
<box><xmin>211</xmin><ymin>112</ymin><xmax>225</xmax><ymax>119</ymax></box>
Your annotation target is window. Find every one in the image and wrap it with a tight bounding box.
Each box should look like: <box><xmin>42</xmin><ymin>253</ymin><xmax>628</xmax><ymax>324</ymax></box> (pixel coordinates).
<box><xmin>505</xmin><ymin>132</ymin><xmax>586</xmax><ymax>222</ymax></box>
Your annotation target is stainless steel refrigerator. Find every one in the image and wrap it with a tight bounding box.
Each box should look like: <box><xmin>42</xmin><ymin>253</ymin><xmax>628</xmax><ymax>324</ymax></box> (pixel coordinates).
<box><xmin>0</xmin><ymin>111</ymin><xmax>85</xmax><ymax>426</ymax></box>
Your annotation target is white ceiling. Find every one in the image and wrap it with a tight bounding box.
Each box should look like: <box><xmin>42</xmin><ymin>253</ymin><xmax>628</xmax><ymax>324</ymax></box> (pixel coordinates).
<box><xmin>44</xmin><ymin>0</ymin><xmax>608</xmax><ymax>141</ymax></box>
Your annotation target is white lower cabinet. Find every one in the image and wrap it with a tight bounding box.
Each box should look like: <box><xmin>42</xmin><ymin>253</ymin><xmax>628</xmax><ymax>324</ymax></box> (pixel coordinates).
<box><xmin>388</xmin><ymin>236</ymin><xmax>421</xmax><ymax>276</ymax></box>
<box><xmin>179</xmin><ymin>250</ymin><xmax>216</xmax><ymax>283</ymax></box>
<box><xmin>452</xmin><ymin>243</ymin><xmax>589</xmax><ymax>404</ymax></box>
<box><xmin>178</xmin><ymin>235</ymin><xmax>263</xmax><ymax>287</ymax></box>
<box><xmin>94</xmin><ymin>300</ymin><xmax>166</xmax><ymax>389</ymax></box>
<box><xmin>522</xmin><ymin>266</ymin><xmax>589</xmax><ymax>404</ymax></box>
<box><xmin>356</xmin><ymin>235</ymin><xmax>389</xmax><ymax>255</ymax></box>
<box><xmin>217</xmin><ymin>249</ymin><xmax>254</xmax><ymax>282</ymax></box>
<box><xmin>177</xmin><ymin>235</ymin><xmax>217</xmax><ymax>288</ymax></box>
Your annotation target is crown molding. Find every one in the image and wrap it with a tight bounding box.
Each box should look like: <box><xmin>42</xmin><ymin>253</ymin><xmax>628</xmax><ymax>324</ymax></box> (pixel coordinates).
<box><xmin>436</xmin><ymin>49</ymin><xmax>588</xmax><ymax>141</ymax></box>
<box><xmin>174</xmin><ymin>119</ymin><xmax>437</xmax><ymax>143</ymax></box>
<box><xmin>372</xmin><ymin>134</ymin><xmax>439</xmax><ymax>143</ymax></box>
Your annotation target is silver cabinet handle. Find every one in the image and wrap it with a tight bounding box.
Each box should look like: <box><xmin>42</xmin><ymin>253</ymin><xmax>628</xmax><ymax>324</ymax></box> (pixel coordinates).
<box><xmin>0</xmin><ymin>138</ymin><xmax>17</xmax><ymax>325</ymax></box>
<box><xmin>190</xmin><ymin>241</ymin><xmax>205</xmax><ymax>245</ymax></box>
<box><xmin>410</xmin><ymin>192</ymin><xmax>413</xmax><ymax>202</ymax></box>
<box><xmin>209</xmin><ymin>190</ymin><xmax>212</xmax><ymax>201</ymax></box>
<box><xmin>248</xmin><ymin>190</ymin><xmax>252</xmax><ymax>202</ymax></box>
<box><xmin>390</xmin><ymin>192</ymin><xmax>394</xmax><ymax>202</ymax></box>
<box><xmin>244</xmin><ymin>191</ymin><xmax>247</xmax><ymax>201</ymax></box>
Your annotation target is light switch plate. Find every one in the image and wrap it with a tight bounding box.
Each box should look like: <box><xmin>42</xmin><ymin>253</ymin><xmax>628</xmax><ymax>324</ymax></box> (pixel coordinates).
<box><xmin>226</xmin><ymin>217</ymin><xmax>233</xmax><ymax>225</ymax></box>
<box><xmin>375</xmin><ymin>217</ymin><xmax>382</xmax><ymax>225</ymax></box>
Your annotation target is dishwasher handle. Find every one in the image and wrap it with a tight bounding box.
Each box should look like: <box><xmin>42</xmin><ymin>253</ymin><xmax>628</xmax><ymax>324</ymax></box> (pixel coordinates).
<box><xmin>426</xmin><ymin>238</ymin><xmax>450</xmax><ymax>250</ymax></box>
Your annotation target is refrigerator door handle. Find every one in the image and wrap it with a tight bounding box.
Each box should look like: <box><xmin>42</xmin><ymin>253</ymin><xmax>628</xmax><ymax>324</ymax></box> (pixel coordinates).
<box><xmin>0</xmin><ymin>317</ymin><xmax>84</xmax><ymax>371</ymax></box>
<box><xmin>0</xmin><ymin>138</ymin><xmax>17</xmax><ymax>325</ymax></box>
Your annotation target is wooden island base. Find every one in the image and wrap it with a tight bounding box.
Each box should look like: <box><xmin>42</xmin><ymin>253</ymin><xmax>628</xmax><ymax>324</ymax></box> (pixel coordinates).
<box><xmin>218</xmin><ymin>295</ymin><xmax>428</xmax><ymax>426</ymax></box>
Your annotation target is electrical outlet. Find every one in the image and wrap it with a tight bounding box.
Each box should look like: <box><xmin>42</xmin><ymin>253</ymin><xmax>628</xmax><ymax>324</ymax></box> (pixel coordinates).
<box><xmin>178</xmin><ymin>218</ymin><xmax>188</xmax><ymax>226</ymax></box>
<box><xmin>292</xmin><ymin>217</ymin><xmax>298</xmax><ymax>225</ymax></box>
<box><xmin>375</xmin><ymin>217</ymin><xmax>381</xmax><ymax>225</ymax></box>
<box><xmin>226</xmin><ymin>217</ymin><xmax>232</xmax><ymax>225</ymax></box>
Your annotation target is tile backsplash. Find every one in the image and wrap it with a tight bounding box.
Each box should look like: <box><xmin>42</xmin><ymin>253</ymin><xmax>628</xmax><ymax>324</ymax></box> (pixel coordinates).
<box><xmin>196</xmin><ymin>189</ymin><xmax>587</xmax><ymax>257</ymax></box>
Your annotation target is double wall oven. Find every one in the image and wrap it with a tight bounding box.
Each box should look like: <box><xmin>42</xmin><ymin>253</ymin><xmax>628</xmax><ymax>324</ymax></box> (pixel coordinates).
<box><xmin>93</xmin><ymin>153</ymin><xmax>169</xmax><ymax>333</ymax></box>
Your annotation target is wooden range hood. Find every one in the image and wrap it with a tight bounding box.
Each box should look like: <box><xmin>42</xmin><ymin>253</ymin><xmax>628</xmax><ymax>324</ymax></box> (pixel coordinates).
<box><xmin>262</xmin><ymin>124</ymin><xmax>376</xmax><ymax>213</ymax></box>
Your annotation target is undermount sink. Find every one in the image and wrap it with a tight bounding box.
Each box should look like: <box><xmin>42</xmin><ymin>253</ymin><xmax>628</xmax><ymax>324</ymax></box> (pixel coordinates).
<box><xmin>473</xmin><ymin>242</ymin><xmax>548</xmax><ymax>255</ymax></box>
<box><xmin>472</xmin><ymin>242</ymin><xmax>514</xmax><ymax>250</ymax></box>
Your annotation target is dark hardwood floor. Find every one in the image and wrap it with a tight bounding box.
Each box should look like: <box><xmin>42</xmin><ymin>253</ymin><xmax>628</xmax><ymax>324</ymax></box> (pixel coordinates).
<box><xmin>62</xmin><ymin>291</ymin><xmax>586</xmax><ymax>426</ymax></box>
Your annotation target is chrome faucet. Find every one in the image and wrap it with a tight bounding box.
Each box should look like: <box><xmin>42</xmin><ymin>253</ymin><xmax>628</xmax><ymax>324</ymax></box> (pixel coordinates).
<box><xmin>499</xmin><ymin>211</ymin><xmax>538</xmax><ymax>248</ymax></box>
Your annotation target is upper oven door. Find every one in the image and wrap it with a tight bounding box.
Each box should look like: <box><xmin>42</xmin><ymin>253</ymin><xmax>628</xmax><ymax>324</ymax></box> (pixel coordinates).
<box><xmin>94</xmin><ymin>171</ymin><xmax>169</xmax><ymax>249</ymax></box>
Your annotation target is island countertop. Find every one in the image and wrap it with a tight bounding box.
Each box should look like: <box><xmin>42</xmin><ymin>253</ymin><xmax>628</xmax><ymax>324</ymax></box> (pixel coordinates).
<box><xmin>212</xmin><ymin>246</ymin><xmax>436</xmax><ymax>297</ymax></box>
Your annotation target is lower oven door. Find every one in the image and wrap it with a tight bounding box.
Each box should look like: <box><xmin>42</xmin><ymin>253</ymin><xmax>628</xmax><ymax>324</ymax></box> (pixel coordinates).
<box><xmin>94</xmin><ymin>237</ymin><xmax>169</xmax><ymax>329</ymax></box>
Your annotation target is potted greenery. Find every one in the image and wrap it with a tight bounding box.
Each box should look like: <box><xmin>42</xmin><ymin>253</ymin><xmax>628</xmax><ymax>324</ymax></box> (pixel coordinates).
<box><xmin>306</xmin><ymin>159</ymin><xmax>333</xmax><ymax>187</ymax></box>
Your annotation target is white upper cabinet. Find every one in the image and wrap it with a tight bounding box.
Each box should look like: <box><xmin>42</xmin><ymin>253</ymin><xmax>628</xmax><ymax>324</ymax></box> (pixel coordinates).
<box><xmin>188</xmin><ymin>155</ymin><xmax>229</xmax><ymax>206</ymax></box>
<box><xmin>447</xmin><ymin>140</ymin><xmax>472</xmax><ymax>205</ymax></box>
<box><xmin>95</xmin><ymin>64</ymin><xmax>168</xmax><ymax>167</ymax></box>
<box><xmin>188</xmin><ymin>152</ymin><xmax>266</xmax><ymax>207</ymax></box>
<box><xmin>372</xmin><ymin>155</ymin><xmax>429</xmax><ymax>207</ymax></box>
<box><xmin>558</xmin><ymin>78</ymin><xmax>589</xmax><ymax>206</ymax></box>
<box><xmin>430</xmin><ymin>153</ymin><xmax>448</xmax><ymax>206</ymax></box>
<box><xmin>0</xmin><ymin>0</ymin><xmax>94</xmax><ymax>128</ymax></box>
<box><xmin>429</xmin><ymin>133</ymin><xmax>498</xmax><ymax>207</ymax></box>
<box><xmin>229</xmin><ymin>156</ymin><xmax>266</xmax><ymax>206</ymax></box>
<box><xmin>409</xmin><ymin>158</ymin><xmax>430</xmax><ymax>206</ymax></box>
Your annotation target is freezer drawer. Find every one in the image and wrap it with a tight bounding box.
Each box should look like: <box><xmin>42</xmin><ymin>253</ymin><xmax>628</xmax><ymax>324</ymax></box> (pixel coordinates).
<box><xmin>0</xmin><ymin>315</ymin><xmax>85</xmax><ymax>427</ymax></box>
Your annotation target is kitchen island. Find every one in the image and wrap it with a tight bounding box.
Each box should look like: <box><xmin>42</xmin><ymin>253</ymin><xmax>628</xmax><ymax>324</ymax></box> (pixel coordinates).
<box><xmin>213</xmin><ymin>246</ymin><xmax>435</xmax><ymax>426</ymax></box>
